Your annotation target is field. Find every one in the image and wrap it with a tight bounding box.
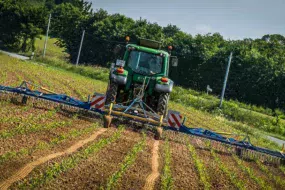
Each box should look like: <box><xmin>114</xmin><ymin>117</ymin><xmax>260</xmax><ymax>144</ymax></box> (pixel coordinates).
<box><xmin>0</xmin><ymin>53</ymin><xmax>285</xmax><ymax>190</ymax></box>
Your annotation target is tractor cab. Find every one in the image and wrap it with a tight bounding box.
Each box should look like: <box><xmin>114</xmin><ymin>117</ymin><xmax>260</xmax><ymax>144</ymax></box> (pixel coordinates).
<box><xmin>127</xmin><ymin>48</ymin><xmax>163</xmax><ymax>76</ymax></box>
<box><xmin>106</xmin><ymin>38</ymin><xmax>178</xmax><ymax>116</ymax></box>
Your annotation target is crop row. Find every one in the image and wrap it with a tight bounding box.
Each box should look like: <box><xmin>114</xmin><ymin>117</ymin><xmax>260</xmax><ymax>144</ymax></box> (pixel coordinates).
<box><xmin>0</xmin><ymin>107</ymin><xmax>57</xmax><ymax>126</ymax></box>
<box><xmin>0</xmin><ymin>69</ymin><xmax>7</xmax><ymax>84</ymax></box>
<box><xmin>255</xmin><ymin>160</ymin><xmax>285</xmax><ymax>189</ymax></box>
<box><xmin>2</xmin><ymin>58</ymin><xmax>91</xmax><ymax>100</ymax></box>
<box><xmin>2</xmin><ymin>62</ymin><xmax>27</xmax><ymax>86</ymax></box>
<box><xmin>37</xmin><ymin>60</ymin><xmax>106</xmax><ymax>95</ymax></box>
<box><xmin>35</xmin><ymin>62</ymin><xmax>104</xmax><ymax>97</ymax></box>
<box><xmin>280</xmin><ymin>166</ymin><xmax>285</xmax><ymax>175</ymax></box>
<box><xmin>0</xmin><ymin>110</ymin><xmax>71</xmax><ymax>139</ymax></box>
<box><xmin>231</xmin><ymin>153</ymin><xmax>271</xmax><ymax>190</ymax></box>
<box><xmin>187</xmin><ymin>142</ymin><xmax>211</xmax><ymax>190</ymax></box>
<box><xmin>0</xmin><ymin>123</ymin><xmax>99</xmax><ymax>164</ymax></box>
<box><xmin>1</xmin><ymin>54</ymin><xmax>106</xmax><ymax>103</ymax></box>
<box><xmin>105</xmin><ymin>133</ymin><xmax>146</xmax><ymax>190</ymax></box>
<box><xmin>23</xmin><ymin>65</ymin><xmax>74</xmax><ymax>96</ymax></box>
<box><xmin>207</xmin><ymin>142</ymin><xmax>245</xmax><ymax>190</ymax></box>
<box><xmin>15</xmin><ymin>127</ymin><xmax>125</xmax><ymax>189</ymax></box>
<box><xmin>161</xmin><ymin>140</ymin><xmax>173</xmax><ymax>190</ymax></box>
<box><xmin>1</xmin><ymin>120</ymin><xmax>71</xmax><ymax>139</ymax></box>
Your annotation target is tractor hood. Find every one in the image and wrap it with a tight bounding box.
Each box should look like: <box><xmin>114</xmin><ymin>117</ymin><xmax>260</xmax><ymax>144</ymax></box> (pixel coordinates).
<box><xmin>132</xmin><ymin>73</ymin><xmax>152</xmax><ymax>84</ymax></box>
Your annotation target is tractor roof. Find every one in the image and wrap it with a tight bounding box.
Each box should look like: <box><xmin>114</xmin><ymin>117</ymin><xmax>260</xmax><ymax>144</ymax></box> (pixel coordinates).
<box><xmin>127</xmin><ymin>44</ymin><xmax>169</xmax><ymax>56</ymax></box>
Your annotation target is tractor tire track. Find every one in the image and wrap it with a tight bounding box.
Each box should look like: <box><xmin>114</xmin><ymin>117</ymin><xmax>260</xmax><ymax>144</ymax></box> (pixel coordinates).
<box><xmin>144</xmin><ymin>140</ymin><xmax>160</xmax><ymax>190</ymax></box>
<box><xmin>0</xmin><ymin>128</ymin><xmax>107</xmax><ymax>190</ymax></box>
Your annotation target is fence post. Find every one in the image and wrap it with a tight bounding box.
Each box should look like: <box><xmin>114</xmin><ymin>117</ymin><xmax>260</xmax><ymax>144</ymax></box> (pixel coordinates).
<box><xmin>43</xmin><ymin>14</ymin><xmax>51</xmax><ymax>57</ymax></box>
<box><xmin>76</xmin><ymin>30</ymin><xmax>85</xmax><ymax>66</ymax></box>
<box><xmin>219</xmin><ymin>52</ymin><xmax>233</xmax><ymax>108</ymax></box>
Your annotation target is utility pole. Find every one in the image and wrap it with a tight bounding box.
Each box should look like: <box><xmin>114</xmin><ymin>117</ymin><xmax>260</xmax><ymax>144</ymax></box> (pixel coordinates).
<box><xmin>219</xmin><ymin>52</ymin><xmax>233</xmax><ymax>108</ymax></box>
<box><xmin>43</xmin><ymin>14</ymin><xmax>51</xmax><ymax>57</ymax></box>
<box><xmin>76</xmin><ymin>30</ymin><xmax>85</xmax><ymax>66</ymax></box>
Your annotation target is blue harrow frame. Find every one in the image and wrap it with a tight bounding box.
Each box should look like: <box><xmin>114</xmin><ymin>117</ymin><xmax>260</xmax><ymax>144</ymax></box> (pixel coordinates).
<box><xmin>0</xmin><ymin>82</ymin><xmax>284</xmax><ymax>163</ymax></box>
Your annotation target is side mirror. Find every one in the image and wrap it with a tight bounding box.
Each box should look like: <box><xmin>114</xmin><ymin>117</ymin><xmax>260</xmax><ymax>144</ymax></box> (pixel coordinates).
<box><xmin>115</xmin><ymin>59</ymin><xmax>125</xmax><ymax>67</ymax></box>
<box><xmin>170</xmin><ymin>56</ymin><xmax>178</xmax><ymax>67</ymax></box>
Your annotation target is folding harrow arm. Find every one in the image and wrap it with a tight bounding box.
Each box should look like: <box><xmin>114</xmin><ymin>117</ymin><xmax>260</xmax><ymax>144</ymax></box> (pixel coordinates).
<box><xmin>0</xmin><ymin>82</ymin><xmax>284</xmax><ymax>164</ymax></box>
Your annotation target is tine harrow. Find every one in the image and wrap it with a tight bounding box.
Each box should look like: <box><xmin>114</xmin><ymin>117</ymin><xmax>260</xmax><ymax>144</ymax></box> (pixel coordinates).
<box><xmin>0</xmin><ymin>81</ymin><xmax>285</xmax><ymax>165</ymax></box>
<box><xmin>164</xmin><ymin>126</ymin><xmax>285</xmax><ymax>165</ymax></box>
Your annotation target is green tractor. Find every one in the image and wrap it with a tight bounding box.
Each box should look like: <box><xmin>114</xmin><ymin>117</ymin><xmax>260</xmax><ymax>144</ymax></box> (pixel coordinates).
<box><xmin>105</xmin><ymin>38</ymin><xmax>178</xmax><ymax>117</ymax></box>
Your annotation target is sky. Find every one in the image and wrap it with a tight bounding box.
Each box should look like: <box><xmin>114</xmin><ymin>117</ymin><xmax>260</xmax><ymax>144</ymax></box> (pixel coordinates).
<box><xmin>88</xmin><ymin>0</ymin><xmax>285</xmax><ymax>40</ymax></box>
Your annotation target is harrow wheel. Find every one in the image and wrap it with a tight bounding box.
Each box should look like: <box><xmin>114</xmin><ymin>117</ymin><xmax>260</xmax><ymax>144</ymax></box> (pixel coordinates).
<box><xmin>103</xmin><ymin>115</ymin><xmax>113</xmax><ymax>128</ymax></box>
<box><xmin>22</xmin><ymin>95</ymin><xmax>28</xmax><ymax>104</ymax></box>
<box><xmin>235</xmin><ymin>147</ymin><xmax>242</xmax><ymax>157</ymax></box>
<box><xmin>155</xmin><ymin>127</ymin><xmax>163</xmax><ymax>140</ymax></box>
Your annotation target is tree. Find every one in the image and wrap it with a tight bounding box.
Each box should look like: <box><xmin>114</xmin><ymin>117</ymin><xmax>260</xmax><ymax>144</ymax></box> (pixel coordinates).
<box><xmin>0</xmin><ymin>0</ymin><xmax>46</xmax><ymax>52</ymax></box>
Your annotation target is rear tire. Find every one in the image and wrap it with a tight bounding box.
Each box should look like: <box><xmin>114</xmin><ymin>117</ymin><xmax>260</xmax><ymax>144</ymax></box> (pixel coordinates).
<box><xmin>157</xmin><ymin>93</ymin><xmax>169</xmax><ymax>117</ymax></box>
<box><xmin>105</xmin><ymin>82</ymin><xmax>118</xmax><ymax>105</ymax></box>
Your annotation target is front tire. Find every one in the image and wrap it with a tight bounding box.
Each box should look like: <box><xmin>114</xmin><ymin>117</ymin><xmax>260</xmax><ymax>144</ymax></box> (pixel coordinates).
<box><xmin>105</xmin><ymin>82</ymin><xmax>118</xmax><ymax>105</ymax></box>
<box><xmin>157</xmin><ymin>93</ymin><xmax>169</xmax><ymax>117</ymax></box>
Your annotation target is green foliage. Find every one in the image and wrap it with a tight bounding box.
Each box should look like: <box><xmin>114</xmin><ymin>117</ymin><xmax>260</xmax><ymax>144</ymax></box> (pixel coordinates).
<box><xmin>161</xmin><ymin>140</ymin><xmax>173</xmax><ymax>190</ymax></box>
<box><xmin>0</xmin><ymin>0</ymin><xmax>46</xmax><ymax>52</ymax></box>
<box><xmin>35</xmin><ymin>57</ymin><xmax>109</xmax><ymax>82</ymax></box>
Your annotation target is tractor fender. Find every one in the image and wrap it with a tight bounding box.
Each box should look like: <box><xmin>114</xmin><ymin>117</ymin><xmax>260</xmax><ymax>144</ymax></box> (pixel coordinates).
<box><xmin>110</xmin><ymin>72</ymin><xmax>127</xmax><ymax>85</ymax></box>
<box><xmin>154</xmin><ymin>80</ymin><xmax>174</xmax><ymax>93</ymax></box>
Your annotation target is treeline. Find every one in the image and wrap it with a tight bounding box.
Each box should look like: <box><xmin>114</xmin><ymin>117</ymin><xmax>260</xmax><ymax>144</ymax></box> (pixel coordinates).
<box><xmin>0</xmin><ymin>0</ymin><xmax>284</xmax><ymax>110</ymax></box>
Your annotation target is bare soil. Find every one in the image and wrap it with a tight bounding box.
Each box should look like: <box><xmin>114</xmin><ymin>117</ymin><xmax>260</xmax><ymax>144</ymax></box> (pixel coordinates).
<box><xmin>0</xmin><ymin>115</ymin><xmax>100</xmax><ymax>182</ymax></box>
<box><xmin>195</xmin><ymin>147</ymin><xmax>234</xmax><ymax>189</ymax></box>
<box><xmin>143</xmin><ymin>140</ymin><xmax>160</xmax><ymax>190</ymax></box>
<box><xmin>169</xmin><ymin>141</ymin><xmax>202</xmax><ymax>190</ymax></box>
<box><xmin>0</xmin><ymin>128</ymin><xmax>106</xmax><ymax>190</ymax></box>
<box><xmin>118</xmin><ymin>138</ymin><xmax>154</xmax><ymax>190</ymax></box>
<box><xmin>41</xmin><ymin>129</ymin><xmax>142</xmax><ymax>190</ymax></box>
